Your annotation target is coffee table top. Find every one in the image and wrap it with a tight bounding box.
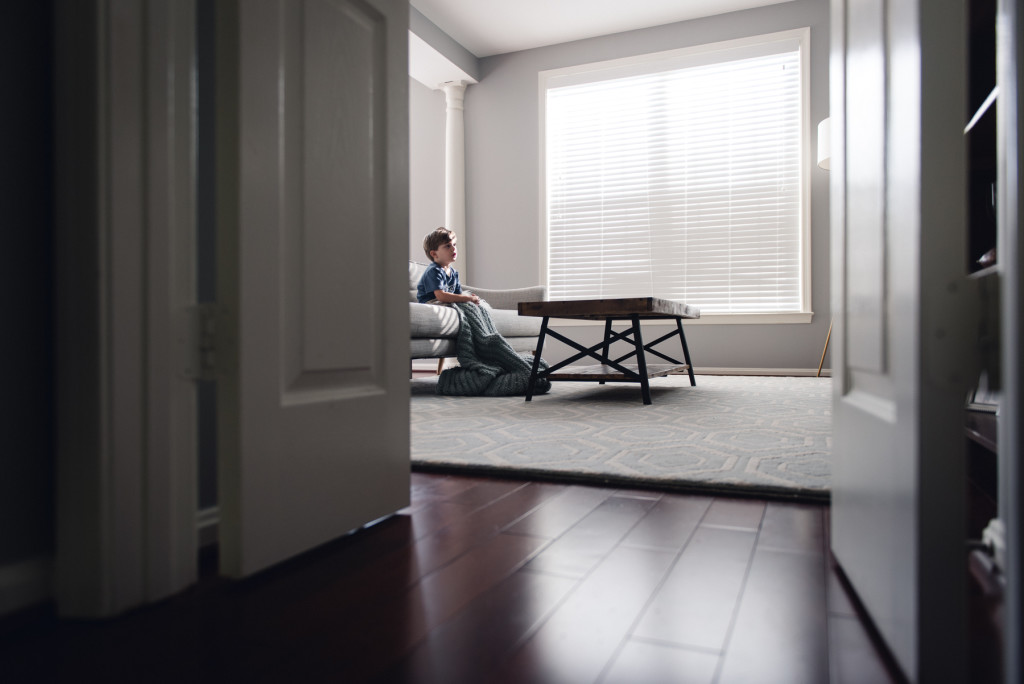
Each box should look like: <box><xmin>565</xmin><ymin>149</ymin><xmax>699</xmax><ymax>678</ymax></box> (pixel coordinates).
<box><xmin>518</xmin><ymin>296</ymin><xmax>700</xmax><ymax>321</ymax></box>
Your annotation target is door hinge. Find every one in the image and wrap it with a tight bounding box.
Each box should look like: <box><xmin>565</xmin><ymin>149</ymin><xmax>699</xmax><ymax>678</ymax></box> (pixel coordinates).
<box><xmin>185</xmin><ymin>303</ymin><xmax>220</xmax><ymax>381</ymax></box>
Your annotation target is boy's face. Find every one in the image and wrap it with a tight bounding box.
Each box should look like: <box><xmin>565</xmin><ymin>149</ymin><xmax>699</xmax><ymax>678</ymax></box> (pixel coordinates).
<box><xmin>431</xmin><ymin>238</ymin><xmax>457</xmax><ymax>266</ymax></box>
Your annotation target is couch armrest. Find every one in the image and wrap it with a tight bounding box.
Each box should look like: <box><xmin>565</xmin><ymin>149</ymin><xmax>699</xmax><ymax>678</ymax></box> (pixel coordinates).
<box><xmin>464</xmin><ymin>285</ymin><xmax>546</xmax><ymax>311</ymax></box>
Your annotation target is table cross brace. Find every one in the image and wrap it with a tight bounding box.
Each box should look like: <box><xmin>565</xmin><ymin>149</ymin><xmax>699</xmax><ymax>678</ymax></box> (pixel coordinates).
<box><xmin>542</xmin><ymin>326</ymin><xmax>642</xmax><ymax>379</ymax></box>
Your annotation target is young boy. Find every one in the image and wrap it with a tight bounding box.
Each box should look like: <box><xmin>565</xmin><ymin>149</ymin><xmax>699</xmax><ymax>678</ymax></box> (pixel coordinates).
<box><xmin>417</xmin><ymin>227</ymin><xmax>481</xmax><ymax>305</ymax></box>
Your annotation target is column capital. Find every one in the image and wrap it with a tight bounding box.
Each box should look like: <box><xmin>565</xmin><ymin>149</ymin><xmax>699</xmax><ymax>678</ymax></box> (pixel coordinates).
<box><xmin>441</xmin><ymin>80</ymin><xmax>468</xmax><ymax>109</ymax></box>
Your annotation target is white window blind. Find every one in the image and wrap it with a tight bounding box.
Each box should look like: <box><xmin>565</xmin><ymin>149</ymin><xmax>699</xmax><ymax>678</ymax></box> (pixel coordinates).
<box><xmin>545</xmin><ymin>37</ymin><xmax>806</xmax><ymax>314</ymax></box>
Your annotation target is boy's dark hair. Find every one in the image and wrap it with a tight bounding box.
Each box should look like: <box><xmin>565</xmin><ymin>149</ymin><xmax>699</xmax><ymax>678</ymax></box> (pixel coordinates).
<box><xmin>423</xmin><ymin>227</ymin><xmax>456</xmax><ymax>262</ymax></box>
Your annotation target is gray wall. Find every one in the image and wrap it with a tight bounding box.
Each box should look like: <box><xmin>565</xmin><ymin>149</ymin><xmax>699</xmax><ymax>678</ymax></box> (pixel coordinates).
<box><xmin>409</xmin><ymin>77</ymin><xmax>447</xmax><ymax>261</ymax></box>
<box><xmin>458</xmin><ymin>0</ymin><xmax>832</xmax><ymax>371</ymax></box>
<box><xmin>0</xmin><ymin>3</ymin><xmax>54</xmax><ymax>576</ymax></box>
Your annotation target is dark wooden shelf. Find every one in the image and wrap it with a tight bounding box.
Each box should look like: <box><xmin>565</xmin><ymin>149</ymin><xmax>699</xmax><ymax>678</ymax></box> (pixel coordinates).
<box><xmin>547</xmin><ymin>363</ymin><xmax>690</xmax><ymax>381</ymax></box>
<box><xmin>968</xmin><ymin>264</ymin><xmax>1000</xmax><ymax>280</ymax></box>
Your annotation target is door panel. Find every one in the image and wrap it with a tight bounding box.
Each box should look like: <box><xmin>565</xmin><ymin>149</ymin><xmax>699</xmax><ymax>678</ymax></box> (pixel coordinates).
<box><xmin>216</xmin><ymin>0</ymin><xmax>409</xmax><ymax>578</ymax></box>
<box><xmin>830</xmin><ymin>0</ymin><xmax>969</xmax><ymax>680</ymax></box>
<box><xmin>844</xmin><ymin>0</ymin><xmax>888</xmax><ymax>373</ymax></box>
<box><xmin>293</xmin><ymin>0</ymin><xmax>379</xmax><ymax>374</ymax></box>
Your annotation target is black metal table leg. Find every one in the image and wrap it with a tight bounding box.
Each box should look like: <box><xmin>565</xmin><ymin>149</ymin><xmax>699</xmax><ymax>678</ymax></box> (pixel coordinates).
<box><xmin>675</xmin><ymin>317</ymin><xmax>696</xmax><ymax>386</ymax></box>
<box><xmin>599</xmin><ymin>318</ymin><xmax>613</xmax><ymax>384</ymax></box>
<box><xmin>525</xmin><ymin>316</ymin><xmax>549</xmax><ymax>401</ymax></box>
<box><xmin>631</xmin><ymin>314</ymin><xmax>652</xmax><ymax>405</ymax></box>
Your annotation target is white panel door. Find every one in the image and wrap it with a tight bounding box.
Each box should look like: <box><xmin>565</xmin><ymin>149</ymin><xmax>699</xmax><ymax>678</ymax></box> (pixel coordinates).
<box><xmin>215</xmin><ymin>0</ymin><xmax>410</xmax><ymax>577</ymax></box>
<box><xmin>829</xmin><ymin>0</ymin><xmax>971</xmax><ymax>681</ymax></box>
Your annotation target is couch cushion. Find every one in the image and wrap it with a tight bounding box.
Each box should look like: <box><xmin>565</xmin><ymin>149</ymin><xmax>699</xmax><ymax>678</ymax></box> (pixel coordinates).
<box><xmin>411</xmin><ymin>336</ymin><xmax>538</xmax><ymax>359</ymax></box>
<box><xmin>488</xmin><ymin>307</ymin><xmax>543</xmax><ymax>338</ymax></box>
<box><xmin>411</xmin><ymin>337</ymin><xmax>456</xmax><ymax>358</ymax></box>
<box><xmin>410</xmin><ymin>302</ymin><xmax>461</xmax><ymax>338</ymax></box>
<box><xmin>409</xmin><ymin>260</ymin><xmax>430</xmax><ymax>302</ymax></box>
<box><xmin>410</xmin><ymin>301</ymin><xmax>543</xmax><ymax>340</ymax></box>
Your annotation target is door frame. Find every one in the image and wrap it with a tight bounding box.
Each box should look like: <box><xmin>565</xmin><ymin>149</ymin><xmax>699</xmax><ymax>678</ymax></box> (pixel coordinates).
<box><xmin>997</xmin><ymin>1</ymin><xmax>1022</xmax><ymax>681</ymax></box>
<box><xmin>53</xmin><ymin>0</ymin><xmax>198</xmax><ymax>617</ymax></box>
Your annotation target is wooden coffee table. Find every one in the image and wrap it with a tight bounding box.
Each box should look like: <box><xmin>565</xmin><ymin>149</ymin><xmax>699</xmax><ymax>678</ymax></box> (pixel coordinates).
<box><xmin>517</xmin><ymin>297</ymin><xmax>700</xmax><ymax>405</ymax></box>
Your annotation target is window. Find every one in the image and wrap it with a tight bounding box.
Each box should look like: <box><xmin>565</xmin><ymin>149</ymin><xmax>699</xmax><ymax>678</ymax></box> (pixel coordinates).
<box><xmin>542</xmin><ymin>30</ymin><xmax>810</xmax><ymax>320</ymax></box>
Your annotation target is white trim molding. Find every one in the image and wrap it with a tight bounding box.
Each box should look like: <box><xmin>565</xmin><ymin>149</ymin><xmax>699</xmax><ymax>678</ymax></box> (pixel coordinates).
<box><xmin>53</xmin><ymin>0</ymin><xmax>198</xmax><ymax>618</ymax></box>
<box><xmin>408</xmin><ymin>30</ymin><xmax>477</xmax><ymax>90</ymax></box>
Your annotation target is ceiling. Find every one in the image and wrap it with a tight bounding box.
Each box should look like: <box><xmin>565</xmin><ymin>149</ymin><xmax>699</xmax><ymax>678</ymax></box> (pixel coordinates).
<box><xmin>410</xmin><ymin>0</ymin><xmax>793</xmax><ymax>58</ymax></box>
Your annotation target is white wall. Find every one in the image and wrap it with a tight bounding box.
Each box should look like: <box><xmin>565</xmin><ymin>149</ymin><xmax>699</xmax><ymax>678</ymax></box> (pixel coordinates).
<box><xmin>457</xmin><ymin>0</ymin><xmax>832</xmax><ymax>371</ymax></box>
<box><xmin>409</xmin><ymin>77</ymin><xmax>446</xmax><ymax>261</ymax></box>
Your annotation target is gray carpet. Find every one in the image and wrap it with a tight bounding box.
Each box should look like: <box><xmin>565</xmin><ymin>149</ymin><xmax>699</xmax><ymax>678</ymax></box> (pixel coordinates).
<box><xmin>411</xmin><ymin>374</ymin><xmax>832</xmax><ymax>502</ymax></box>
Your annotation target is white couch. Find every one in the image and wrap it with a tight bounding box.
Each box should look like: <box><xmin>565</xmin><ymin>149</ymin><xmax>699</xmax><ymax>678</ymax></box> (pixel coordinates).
<box><xmin>408</xmin><ymin>261</ymin><xmax>545</xmax><ymax>361</ymax></box>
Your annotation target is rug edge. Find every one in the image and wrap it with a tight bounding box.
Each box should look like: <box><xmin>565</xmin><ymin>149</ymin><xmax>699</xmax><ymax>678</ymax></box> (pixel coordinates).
<box><xmin>411</xmin><ymin>461</ymin><xmax>831</xmax><ymax>504</ymax></box>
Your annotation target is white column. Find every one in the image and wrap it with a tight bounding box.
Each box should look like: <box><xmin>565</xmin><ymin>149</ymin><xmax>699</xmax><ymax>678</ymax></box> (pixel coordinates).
<box><xmin>442</xmin><ymin>80</ymin><xmax>468</xmax><ymax>281</ymax></box>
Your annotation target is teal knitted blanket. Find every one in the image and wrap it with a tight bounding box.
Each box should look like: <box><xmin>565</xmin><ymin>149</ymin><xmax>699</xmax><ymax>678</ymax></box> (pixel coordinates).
<box><xmin>436</xmin><ymin>303</ymin><xmax>551</xmax><ymax>397</ymax></box>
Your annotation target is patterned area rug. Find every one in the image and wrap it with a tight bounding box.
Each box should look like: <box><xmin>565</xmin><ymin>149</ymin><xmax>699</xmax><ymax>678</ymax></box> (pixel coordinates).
<box><xmin>411</xmin><ymin>374</ymin><xmax>832</xmax><ymax>502</ymax></box>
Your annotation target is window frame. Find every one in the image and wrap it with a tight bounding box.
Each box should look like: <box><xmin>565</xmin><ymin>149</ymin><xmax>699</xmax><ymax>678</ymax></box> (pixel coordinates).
<box><xmin>537</xmin><ymin>28</ymin><xmax>813</xmax><ymax>325</ymax></box>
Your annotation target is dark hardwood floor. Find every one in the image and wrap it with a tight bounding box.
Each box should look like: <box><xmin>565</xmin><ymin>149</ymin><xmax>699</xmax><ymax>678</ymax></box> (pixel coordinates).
<box><xmin>0</xmin><ymin>472</ymin><xmax>904</xmax><ymax>683</ymax></box>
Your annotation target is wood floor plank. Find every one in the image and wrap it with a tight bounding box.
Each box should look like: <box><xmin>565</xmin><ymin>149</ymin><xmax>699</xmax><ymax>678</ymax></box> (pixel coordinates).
<box><xmin>408</xmin><ymin>472</ymin><xmax>491</xmax><ymax>504</ymax></box>
<box><xmin>371</xmin><ymin>481</ymin><xmax>566</xmax><ymax>586</ymax></box>
<box><xmin>283</xmin><ymin>531</ymin><xmax>552</xmax><ymax>682</ymax></box>
<box><xmin>376</xmin><ymin>568</ymin><xmax>577</xmax><ymax>684</ymax></box>
<box><xmin>829</xmin><ymin>614</ymin><xmax>903</xmax><ymax>684</ymax></box>
<box><xmin>523</xmin><ymin>495</ymin><xmax>659</xmax><ymax>577</ymax></box>
<box><xmin>229</xmin><ymin>482</ymin><xmax>567</xmax><ymax>654</ymax></box>
<box><xmin>201</xmin><ymin>513</ymin><xmax>419</xmax><ymax>621</ymax></box>
<box><xmin>756</xmin><ymin>502</ymin><xmax>825</xmax><ymax>554</ymax></box>
<box><xmin>716</xmin><ymin>547</ymin><xmax>829</xmax><ymax>683</ymax></box>
<box><xmin>610</xmin><ymin>487</ymin><xmax>663</xmax><ymax>500</ymax></box>
<box><xmin>398</xmin><ymin>499</ymin><xmax>474</xmax><ymax>538</ymax></box>
<box><xmin>601</xmin><ymin>639</ymin><xmax>720</xmax><ymax>684</ymax></box>
<box><xmin>497</xmin><ymin>545</ymin><xmax>677</xmax><ymax>684</ymax></box>
<box><xmin>700</xmin><ymin>498</ymin><xmax>766</xmax><ymax>530</ymax></box>
<box><xmin>620</xmin><ymin>495</ymin><xmax>712</xmax><ymax>551</ymax></box>
<box><xmin>502</xmin><ymin>485</ymin><xmax>616</xmax><ymax>538</ymax></box>
<box><xmin>443</xmin><ymin>477</ymin><xmax>531</xmax><ymax>508</ymax></box>
<box><xmin>409</xmin><ymin>481</ymin><xmax>566</xmax><ymax>567</ymax></box>
<box><xmin>632</xmin><ymin>526</ymin><xmax>758</xmax><ymax>651</ymax></box>
<box><xmin>0</xmin><ymin>473</ymin><xmax>908</xmax><ymax>684</ymax></box>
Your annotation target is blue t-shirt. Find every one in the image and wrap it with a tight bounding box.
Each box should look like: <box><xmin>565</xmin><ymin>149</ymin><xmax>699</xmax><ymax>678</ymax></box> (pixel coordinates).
<box><xmin>417</xmin><ymin>263</ymin><xmax>462</xmax><ymax>303</ymax></box>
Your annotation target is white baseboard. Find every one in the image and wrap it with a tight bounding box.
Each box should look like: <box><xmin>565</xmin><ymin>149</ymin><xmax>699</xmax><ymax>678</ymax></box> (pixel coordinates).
<box><xmin>0</xmin><ymin>556</ymin><xmax>52</xmax><ymax>616</ymax></box>
<box><xmin>695</xmin><ymin>367</ymin><xmax>832</xmax><ymax>377</ymax></box>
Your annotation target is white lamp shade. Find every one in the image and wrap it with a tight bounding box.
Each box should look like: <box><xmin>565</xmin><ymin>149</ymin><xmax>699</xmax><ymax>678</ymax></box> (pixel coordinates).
<box><xmin>817</xmin><ymin>117</ymin><xmax>831</xmax><ymax>170</ymax></box>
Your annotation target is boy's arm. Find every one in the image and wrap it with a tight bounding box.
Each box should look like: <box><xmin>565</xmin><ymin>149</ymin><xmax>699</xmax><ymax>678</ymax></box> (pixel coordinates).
<box><xmin>434</xmin><ymin>289</ymin><xmax>480</xmax><ymax>304</ymax></box>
